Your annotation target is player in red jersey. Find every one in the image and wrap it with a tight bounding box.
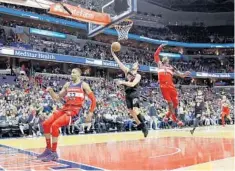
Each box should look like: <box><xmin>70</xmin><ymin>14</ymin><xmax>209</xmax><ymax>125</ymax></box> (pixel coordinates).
<box><xmin>37</xmin><ymin>68</ymin><xmax>96</xmax><ymax>162</ymax></box>
<box><xmin>154</xmin><ymin>44</ymin><xmax>191</xmax><ymax>126</ymax></box>
<box><xmin>221</xmin><ymin>95</ymin><xmax>232</xmax><ymax>127</ymax></box>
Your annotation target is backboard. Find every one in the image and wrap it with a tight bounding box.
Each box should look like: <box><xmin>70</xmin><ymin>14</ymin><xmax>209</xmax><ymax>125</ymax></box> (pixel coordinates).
<box><xmin>87</xmin><ymin>0</ymin><xmax>137</xmax><ymax>37</ymax></box>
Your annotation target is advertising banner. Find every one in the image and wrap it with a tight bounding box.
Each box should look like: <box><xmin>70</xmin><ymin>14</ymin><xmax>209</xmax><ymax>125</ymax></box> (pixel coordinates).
<box><xmin>48</xmin><ymin>3</ymin><xmax>111</xmax><ymax>25</ymax></box>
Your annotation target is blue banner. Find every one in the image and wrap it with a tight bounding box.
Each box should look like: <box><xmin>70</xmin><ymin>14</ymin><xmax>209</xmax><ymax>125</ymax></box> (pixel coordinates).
<box><xmin>194</xmin><ymin>72</ymin><xmax>234</xmax><ymax>79</ymax></box>
<box><xmin>30</xmin><ymin>28</ymin><xmax>66</xmax><ymax>39</ymax></box>
<box><xmin>14</xmin><ymin>49</ymin><xmax>56</xmax><ymax>60</ymax></box>
<box><xmin>0</xmin><ymin>47</ymin><xmax>234</xmax><ymax>79</ymax></box>
<box><xmin>102</xmin><ymin>60</ymin><xmax>119</xmax><ymax>68</ymax></box>
<box><xmin>85</xmin><ymin>59</ymin><xmax>103</xmax><ymax>66</ymax></box>
<box><xmin>15</xmin><ymin>26</ymin><xmax>24</xmax><ymax>34</ymax></box>
<box><xmin>0</xmin><ymin>7</ymin><xmax>234</xmax><ymax>48</ymax></box>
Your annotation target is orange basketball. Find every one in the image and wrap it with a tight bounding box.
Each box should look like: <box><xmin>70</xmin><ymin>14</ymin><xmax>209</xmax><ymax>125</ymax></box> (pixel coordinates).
<box><xmin>111</xmin><ymin>42</ymin><xmax>121</xmax><ymax>52</ymax></box>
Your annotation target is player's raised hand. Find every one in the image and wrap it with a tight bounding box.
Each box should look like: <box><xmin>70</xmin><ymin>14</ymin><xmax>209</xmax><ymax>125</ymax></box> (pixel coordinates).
<box><xmin>184</xmin><ymin>71</ymin><xmax>191</xmax><ymax>77</ymax></box>
<box><xmin>46</xmin><ymin>87</ymin><xmax>53</xmax><ymax>92</ymax></box>
<box><xmin>160</xmin><ymin>44</ymin><xmax>167</xmax><ymax>48</ymax></box>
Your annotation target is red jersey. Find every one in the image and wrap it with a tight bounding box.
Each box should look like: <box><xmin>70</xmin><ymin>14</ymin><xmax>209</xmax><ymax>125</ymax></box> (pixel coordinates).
<box><xmin>64</xmin><ymin>82</ymin><xmax>85</xmax><ymax>107</ymax></box>
<box><xmin>158</xmin><ymin>64</ymin><xmax>174</xmax><ymax>85</ymax></box>
<box><xmin>154</xmin><ymin>46</ymin><xmax>175</xmax><ymax>85</ymax></box>
<box><xmin>221</xmin><ymin>99</ymin><xmax>230</xmax><ymax>113</ymax></box>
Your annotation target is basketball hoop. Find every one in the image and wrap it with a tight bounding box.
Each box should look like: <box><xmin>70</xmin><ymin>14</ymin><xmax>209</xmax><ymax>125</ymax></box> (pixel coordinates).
<box><xmin>114</xmin><ymin>19</ymin><xmax>133</xmax><ymax>41</ymax></box>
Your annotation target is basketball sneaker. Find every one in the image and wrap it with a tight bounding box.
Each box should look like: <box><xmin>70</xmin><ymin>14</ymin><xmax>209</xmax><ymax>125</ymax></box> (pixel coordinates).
<box><xmin>42</xmin><ymin>151</ymin><xmax>59</xmax><ymax>162</ymax></box>
<box><xmin>177</xmin><ymin>121</ymin><xmax>184</xmax><ymax>127</ymax></box>
<box><xmin>142</xmin><ymin>125</ymin><xmax>149</xmax><ymax>138</ymax></box>
<box><xmin>190</xmin><ymin>129</ymin><xmax>194</xmax><ymax>135</ymax></box>
<box><xmin>37</xmin><ymin>148</ymin><xmax>52</xmax><ymax>159</ymax></box>
<box><xmin>137</xmin><ymin>123</ymin><xmax>148</xmax><ymax>138</ymax></box>
<box><xmin>163</xmin><ymin>117</ymin><xmax>169</xmax><ymax>123</ymax></box>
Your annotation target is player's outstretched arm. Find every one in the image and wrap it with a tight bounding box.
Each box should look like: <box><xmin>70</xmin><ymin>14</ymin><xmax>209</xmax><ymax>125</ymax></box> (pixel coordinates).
<box><xmin>154</xmin><ymin>44</ymin><xmax>166</xmax><ymax>66</ymax></box>
<box><xmin>223</xmin><ymin>99</ymin><xmax>231</xmax><ymax>108</ymax></box>
<box><xmin>228</xmin><ymin>100</ymin><xmax>231</xmax><ymax>108</ymax></box>
<box><xmin>47</xmin><ymin>82</ymin><xmax>70</xmax><ymax>101</ymax></box>
<box><xmin>82</xmin><ymin>82</ymin><xmax>96</xmax><ymax>122</ymax></box>
<box><xmin>111</xmin><ymin>47</ymin><xmax>129</xmax><ymax>73</ymax></box>
<box><xmin>117</xmin><ymin>74</ymin><xmax>141</xmax><ymax>87</ymax></box>
<box><xmin>174</xmin><ymin>70</ymin><xmax>191</xmax><ymax>78</ymax></box>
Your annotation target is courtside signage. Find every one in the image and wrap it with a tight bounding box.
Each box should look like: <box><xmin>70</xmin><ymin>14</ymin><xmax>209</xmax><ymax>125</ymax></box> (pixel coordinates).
<box><xmin>14</xmin><ymin>49</ymin><xmax>56</xmax><ymax>60</ymax></box>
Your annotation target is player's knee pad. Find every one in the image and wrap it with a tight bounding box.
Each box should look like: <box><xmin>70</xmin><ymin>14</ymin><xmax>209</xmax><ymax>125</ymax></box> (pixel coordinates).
<box><xmin>51</xmin><ymin>123</ymin><xmax>60</xmax><ymax>137</ymax></box>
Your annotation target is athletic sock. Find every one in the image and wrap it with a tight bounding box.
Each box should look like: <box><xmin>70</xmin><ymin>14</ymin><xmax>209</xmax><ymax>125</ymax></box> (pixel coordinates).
<box><xmin>46</xmin><ymin>138</ymin><xmax>51</xmax><ymax>150</ymax></box>
<box><xmin>52</xmin><ymin>142</ymin><xmax>58</xmax><ymax>152</ymax></box>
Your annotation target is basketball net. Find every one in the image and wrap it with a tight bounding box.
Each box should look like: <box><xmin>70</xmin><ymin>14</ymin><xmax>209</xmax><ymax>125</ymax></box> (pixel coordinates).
<box><xmin>114</xmin><ymin>19</ymin><xmax>133</xmax><ymax>41</ymax></box>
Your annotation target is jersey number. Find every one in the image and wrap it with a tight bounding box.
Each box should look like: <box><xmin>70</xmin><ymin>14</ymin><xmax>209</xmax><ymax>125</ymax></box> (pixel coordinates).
<box><xmin>68</xmin><ymin>92</ymin><xmax>76</xmax><ymax>97</ymax></box>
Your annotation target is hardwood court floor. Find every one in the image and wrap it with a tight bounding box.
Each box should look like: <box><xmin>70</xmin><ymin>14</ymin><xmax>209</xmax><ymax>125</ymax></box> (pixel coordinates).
<box><xmin>0</xmin><ymin>125</ymin><xmax>234</xmax><ymax>170</ymax></box>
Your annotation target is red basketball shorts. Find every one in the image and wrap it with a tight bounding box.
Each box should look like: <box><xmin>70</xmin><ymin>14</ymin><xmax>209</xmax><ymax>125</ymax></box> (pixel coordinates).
<box><xmin>221</xmin><ymin>108</ymin><xmax>230</xmax><ymax>117</ymax></box>
<box><xmin>160</xmin><ymin>83</ymin><xmax>178</xmax><ymax>108</ymax></box>
<box><xmin>42</xmin><ymin>106</ymin><xmax>81</xmax><ymax>136</ymax></box>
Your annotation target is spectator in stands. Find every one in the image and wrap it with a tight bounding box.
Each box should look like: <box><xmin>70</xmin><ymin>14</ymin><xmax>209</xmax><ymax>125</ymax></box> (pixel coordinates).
<box><xmin>148</xmin><ymin>102</ymin><xmax>157</xmax><ymax>130</ymax></box>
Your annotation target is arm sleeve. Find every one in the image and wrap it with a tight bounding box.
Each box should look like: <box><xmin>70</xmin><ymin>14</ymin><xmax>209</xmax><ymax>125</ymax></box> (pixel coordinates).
<box><xmin>88</xmin><ymin>92</ymin><xmax>96</xmax><ymax>113</ymax></box>
<box><xmin>154</xmin><ymin>46</ymin><xmax>163</xmax><ymax>63</ymax></box>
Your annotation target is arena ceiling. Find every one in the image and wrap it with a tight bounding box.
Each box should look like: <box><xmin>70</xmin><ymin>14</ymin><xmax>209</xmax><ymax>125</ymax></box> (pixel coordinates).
<box><xmin>47</xmin><ymin>0</ymin><xmax>234</xmax><ymax>13</ymax></box>
<box><xmin>144</xmin><ymin>0</ymin><xmax>234</xmax><ymax>12</ymax></box>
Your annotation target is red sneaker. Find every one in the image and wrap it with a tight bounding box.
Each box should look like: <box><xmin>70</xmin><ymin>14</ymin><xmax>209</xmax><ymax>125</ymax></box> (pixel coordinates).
<box><xmin>177</xmin><ymin>121</ymin><xmax>184</xmax><ymax>127</ymax></box>
<box><xmin>163</xmin><ymin>117</ymin><xmax>169</xmax><ymax>123</ymax></box>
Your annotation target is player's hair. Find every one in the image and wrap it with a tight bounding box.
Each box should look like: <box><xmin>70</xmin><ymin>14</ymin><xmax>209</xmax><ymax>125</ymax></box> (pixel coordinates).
<box><xmin>162</xmin><ymin>57</ymin><xmax>169</xmax><ymax>64</ymax></box>
<box><xmin>73</xmin><ymin>68</ymin><xmax>82</xmax><ymax>74</ymax></box>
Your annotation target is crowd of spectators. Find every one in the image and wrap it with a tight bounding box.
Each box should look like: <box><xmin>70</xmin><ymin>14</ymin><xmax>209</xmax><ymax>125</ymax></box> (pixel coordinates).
<box><xmin>0</xmin><ymin>24</ymin><xmax>234</xmax><ymax>73</ymax></box>
<box><xmin>0</xmin><ymin>69</ymin><xmax>234</xmax><ymax>138</ymax></box>
<box><xmin>22</xmin><ymin>35</ymin><xmax>235</xmax><ymax>73</ymax></box>
<box><xmin>2</xmin><ymin>17</ymin><xmax>234</xmax><ymax>58</ymax></box>
<box><xmin>130</xmin><ymin>25</ymin><xmax>234</xmax><ymax>43</ymax></box>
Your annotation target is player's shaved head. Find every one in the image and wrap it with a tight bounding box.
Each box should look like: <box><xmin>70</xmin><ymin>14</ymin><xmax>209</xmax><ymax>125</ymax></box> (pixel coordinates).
<box><xmin>71</xmin><ymin>68</ymin><xmax>82</xmax><ymax>82</ymax></box>
<box><xmin>73</xmin><ymin>68</ymin><xmax>82</xmax><ymax>74</ymax></box>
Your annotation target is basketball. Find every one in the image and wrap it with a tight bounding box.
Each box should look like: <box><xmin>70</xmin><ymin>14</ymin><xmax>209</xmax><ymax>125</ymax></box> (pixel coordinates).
<box><xmin>111</xmin><ymin>42</ymin><xmax>121</xmax><ymax>52</ymax></box>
